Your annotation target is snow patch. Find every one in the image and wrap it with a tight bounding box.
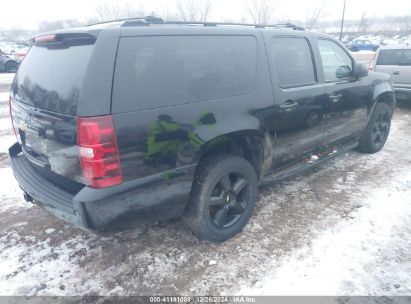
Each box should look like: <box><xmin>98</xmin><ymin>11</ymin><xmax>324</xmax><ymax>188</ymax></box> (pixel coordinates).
<box><xmin>0</xmin><ymin>92</ymin><xmax>10</xmax><ymax>102</ymax></box>
<box><xmin>0</xmin><ymin>168</ymin><xmax>32</xmax><ymax>213</ymax></box>
<box><xmin>45</xmin><ymin>228</ymin><xmax>55</xmax><ymax>234</ymax></box>
<box><xmin>0</xmin><ymin>135</ymin><xmax>15</xmax><ymax>153</ymax></box>
<box><xmin>208</xmin><ymin>260</ymin><xmax>217</xmax><ymax>266</ymax></box>
<box><xmin>0</xmin><ymin>232</ymin><xmax>99</xmax><ymax>296</ymax></box>
<box><xmin>239</xmin><ymin>171</ymin><xmax>411</xmax><ymax>296</ymax></box>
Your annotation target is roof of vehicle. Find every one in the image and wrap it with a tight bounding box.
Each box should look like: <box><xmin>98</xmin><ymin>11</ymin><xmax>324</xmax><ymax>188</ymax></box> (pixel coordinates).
<box><xmin>33</xmin><ymin>16</ymin><xmax>349</xmax><ymax>49</ymax></box>
<box><xmin>87</xmin><ymin>16</ymin><xmax>306</xmax><ymax>30</ymax></box>
<box><xmin>35</xmin><ymin>16</ymin><xmax>312</xmax><ymax>39</ymax></box>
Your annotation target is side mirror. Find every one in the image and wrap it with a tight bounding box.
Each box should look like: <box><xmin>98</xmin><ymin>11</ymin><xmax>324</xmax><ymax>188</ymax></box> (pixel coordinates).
<box><xmin>352</xmin><ymin>62</ymin><xmax>369</xmax><ymax>78</ymax></box>
<box><xmin>336</xmin><ymin>66</ymin><xmax>352</xmax><ymax>79</ymax></box>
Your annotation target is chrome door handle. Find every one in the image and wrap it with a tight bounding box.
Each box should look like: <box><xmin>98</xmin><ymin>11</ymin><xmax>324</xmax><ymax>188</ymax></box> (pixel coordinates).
<box><xmin>329</xmin><ymin>93</ymin><xmax>342</xmax><ymax>102</ymax></box>
<box><xmin>279</xmin><ymin>100</ymin><xmax>298</xmax><ymax>110</ymax></box>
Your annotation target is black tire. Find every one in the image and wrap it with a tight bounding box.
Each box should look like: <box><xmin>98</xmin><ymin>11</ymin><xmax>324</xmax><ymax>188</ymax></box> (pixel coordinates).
<box><xmin>5</xmin><ymin>61</ymin><xmax>18</xmax><ymax>73</ymax></box>
<box><xmin>184</xmin><ymin>153</ymin><xmax>258</xmax><ymax>242</ymax></box>
<box><xmin>358</xmin><ymin>102</ymin><xmax>392</xmax><ymax>154</ymax></box>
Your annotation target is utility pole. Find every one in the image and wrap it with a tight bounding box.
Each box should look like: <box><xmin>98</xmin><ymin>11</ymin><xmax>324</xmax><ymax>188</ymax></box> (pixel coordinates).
<box><xmin>339</xmin><ymin>0</ymin><xmax>346</xmax><ymax>41</ymax></box>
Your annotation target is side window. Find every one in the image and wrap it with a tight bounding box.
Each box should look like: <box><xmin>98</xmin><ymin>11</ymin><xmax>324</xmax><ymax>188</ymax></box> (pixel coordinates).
<box><xmin>377</xmin><ymin>49</ymin><xmax>411</xmax><ymax>66</ymax></box>
<box><xmin>270</xmin><ymin>37</ymin><xmax>317</xmax><ymax>88</ymax></box>
<box><xmin>112</xmin><ymin>35</ymin><xmax>257</xmax><ymax>112</ymax></box>
<box><xmin>318</xmin><ymin>39</ymin><xmax>353</xmax><ymax>82</ymax></box>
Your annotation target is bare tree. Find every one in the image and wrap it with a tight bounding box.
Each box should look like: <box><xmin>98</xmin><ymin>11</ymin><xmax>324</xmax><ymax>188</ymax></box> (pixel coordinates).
<box><xmin>90</xmin><ymin>2</ymin><xmax>146</xmax><ymax>23</ymax></box>
<box><xmin>176</xmin><ymin>0</ymin><xmax>211</xmax><ymax>22</ymax></box>
<box><xmin>158</xmin><ymin>4</ymin><xmax>178</xmax><ymax>21</ymax></box>
<box><xmin>38</xmin><ymin>19</ymin><xmax>84</xmax><ymax>32</ymax></box>
<box><xmin>399</xmin><ymin>15</ymin><xmax>411</xmax><ymax>34</ymax></box>
<box><xmin>1</xmin><ymin>27</ymin><xmax>33</xmax><ymax>41</ymax></box>
<box><xmin>243</xmin><ymin>0</ymin><xmax>277</xmax><ymax>25</ymax></box>
<box><xmin>304</xmin><ymin>5</ymin><xmax>327</xmax><ymax>30</ymax></box>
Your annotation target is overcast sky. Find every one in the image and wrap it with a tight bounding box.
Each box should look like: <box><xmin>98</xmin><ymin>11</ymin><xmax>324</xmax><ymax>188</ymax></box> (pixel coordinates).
<box><xmin>1</xmin><ymin>0</ymin><xmax>411</xmax><ymax>30</ymax></box>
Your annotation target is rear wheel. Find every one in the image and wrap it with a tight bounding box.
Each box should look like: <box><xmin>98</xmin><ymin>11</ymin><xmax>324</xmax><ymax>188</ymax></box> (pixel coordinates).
<box><xmin>5</xmin><ymin>61</ymin><xmax>18</xmax><ymax>73</ymax></box>
<box><xmin>358</xmin><ymin>103</ymin><xmax>392</xmax><ymax>153</ymax></box>
<box><xmin>184</xmin><ymin>154</ymin><xmax>258</xmax><ymax>242</ymax></box>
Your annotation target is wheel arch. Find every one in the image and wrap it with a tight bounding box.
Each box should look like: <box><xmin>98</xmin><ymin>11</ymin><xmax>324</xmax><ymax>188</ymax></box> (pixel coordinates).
<box><xmin>372</xmin><ymin>91</ymin><xmax>395</xmax><ymax>116</ymax></box>
<box><xmin>4</xmin><ymin>60</ymin><xmax>19</xmax><ymax>71</ymax></box>
<box><xmin>5</xmin><ymin>59</ymin><xmax>18</xmax><ymax>66</ymax></box>
<box><xmin>194</xmin><ymin>129</ymin><xmax>270</xmax><ymax>180</ymax></box>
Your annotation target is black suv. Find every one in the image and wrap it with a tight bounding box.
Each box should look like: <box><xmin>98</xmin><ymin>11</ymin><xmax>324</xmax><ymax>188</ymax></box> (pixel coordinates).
<box><xmin>9</xmin><ymin>18</ymin><xmax>395</xmax><ymax>241</ymax></box>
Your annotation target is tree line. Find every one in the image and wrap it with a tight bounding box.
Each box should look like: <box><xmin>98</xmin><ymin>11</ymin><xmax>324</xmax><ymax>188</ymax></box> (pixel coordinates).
<box><xmin>2</xmin><ymin>0</ymin><xmax>411</xmax><ymax>37</ymax></box>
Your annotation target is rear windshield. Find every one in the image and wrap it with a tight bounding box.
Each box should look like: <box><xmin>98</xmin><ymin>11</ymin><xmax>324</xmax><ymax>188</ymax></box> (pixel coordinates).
<box><xmin>112</xmin><ymin>35</ymin><xmax>257</xmax><ymax>113</ymax></box>
<box><xmin>11</xmin><ymin>43</ymin><xmax>94</xmax><ymax>116</ymax></box>
<box><xmin>376</xmin><ymin>49</ymin><xmax>411</xmax><ymax>66</ymax></box>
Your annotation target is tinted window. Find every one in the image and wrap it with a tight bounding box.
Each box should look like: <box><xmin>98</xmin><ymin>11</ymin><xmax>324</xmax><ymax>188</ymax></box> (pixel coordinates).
<box><xmin>377</xmin><ymin>49</ymin><xmax>411</xmax><ymax>66</ymax></box>
<box><xmin>270</xmin><ymin>37</ymin><xmax>316</xmax><ymax>88</ymax></box>
<box><xmin>12</xmin><ymin>44</ymin><xmax>94</xmax><ymax>116</ymax></box>
<box><xmin>112</xmin><ymin>36</ymin><xmax>257</xmax><ymax>112</ymax></box>
<box><xmin>318</xmin><ymin>39</ymin><xmax>353</xmax><ymax>82</ymax></box>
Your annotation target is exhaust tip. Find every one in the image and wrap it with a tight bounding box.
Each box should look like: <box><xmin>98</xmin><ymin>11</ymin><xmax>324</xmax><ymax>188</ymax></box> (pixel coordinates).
<box><xmin>23</xmin><ymin>192</ymin><xmax>33</xmax><ymax>202</ymax></box>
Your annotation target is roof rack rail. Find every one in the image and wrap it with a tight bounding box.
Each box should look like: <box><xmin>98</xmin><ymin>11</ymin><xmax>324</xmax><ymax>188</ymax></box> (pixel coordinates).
<box><xmin>87</xmin><ymin>16</ymin><xmax>305</xmax><ymax>31</ymax></box>
<box><xmin>87</xmin><ymin>16</ymin><xmax>164</xmax><ymax>27</ymax></box>
<box><xmin>163</xmin><ymin>21</ymin><xmax>304</xmax><ymax>30</ymax></box>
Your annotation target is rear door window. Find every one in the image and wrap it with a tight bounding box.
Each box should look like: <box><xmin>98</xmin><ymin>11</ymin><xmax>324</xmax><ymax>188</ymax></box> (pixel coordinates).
<box><xmin>12</xmin><ymin>41</ymin><xmax>94</xmax><ymax>116</ymax></box>
<box><xmin>377</xmin><ymin>49</ymin><xmax>411</xmax><ymax>66</ymax></box>
<box><xmin>270</xmin><ymin>37</ymin><xmax>317</xmax><ymax>88</ymax></box>
<box><xmin>112</xmin><ymin>35</ymin><xmax>257</xmax><ymax>112</ymax></box>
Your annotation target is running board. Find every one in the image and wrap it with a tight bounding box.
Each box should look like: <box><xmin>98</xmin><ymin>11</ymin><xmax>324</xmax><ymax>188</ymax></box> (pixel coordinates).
<box><xmin>260</xmin><ymin>142</ymin><xmax>359</xmax><ymax>186</ymax></box>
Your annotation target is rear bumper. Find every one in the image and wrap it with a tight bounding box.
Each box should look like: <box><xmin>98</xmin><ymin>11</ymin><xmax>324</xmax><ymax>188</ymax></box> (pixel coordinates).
<box><xmin>9</xmin><ymin>142</ymin><xmax>195</xmax><ymax>233</ymax></box>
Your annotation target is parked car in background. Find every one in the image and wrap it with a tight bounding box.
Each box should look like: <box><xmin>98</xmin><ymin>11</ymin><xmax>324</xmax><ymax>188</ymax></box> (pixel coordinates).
<box><xmin>399</xmin><ymin>36</ymin><xmax>411</xmax><ymax>46</ymax></box>
<box><xmin>0</xmin><ymin>43</ymin><xmax>30</xmax><ymax>59</ymax></box>
<box><xmin>349</xmin><ymin>39</ymin><xmax>380</xmax><ymax>52</ymax></box>
<box><xmin>372</xmin><ymin>45</ymin><xmax>411</xmax><ymax>101</ymax></box>
<box><xmin>0</xmin><ymin>49</ymin><xmax>21</xmax><ymax>72</ymax></box>
<box><xmin>8</xmin><ymin>18</ymin><xmax>395</xmax><ymax>241</ymax></box>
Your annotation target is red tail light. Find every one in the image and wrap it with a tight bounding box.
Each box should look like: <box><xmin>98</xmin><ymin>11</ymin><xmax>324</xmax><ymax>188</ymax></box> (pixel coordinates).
<box><xmin>368</xmin><ymin>53</ymin><xmax>376</xmax><ymax>71</ymax></box>
<box><xmin>77</xmin><ymin>115</ymin><xmax>122</xmax><ymax>188</ymax></box>
<box><xmin>33</xmin><ymin>34</ymin><xmax>56</xmax><ymax>43</ymax></box>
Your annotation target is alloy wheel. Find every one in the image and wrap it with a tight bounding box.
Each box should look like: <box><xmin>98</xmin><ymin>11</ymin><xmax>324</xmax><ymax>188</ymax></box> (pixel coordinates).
<box><xmin>208</xmin><ymin>172</ymin><xmax>250</xmax><ymax>229</ymax></box>
<box><xmin>372</xmin><ymin>112</ymin><xmax>389</xmax><ymax>146</ymax></box>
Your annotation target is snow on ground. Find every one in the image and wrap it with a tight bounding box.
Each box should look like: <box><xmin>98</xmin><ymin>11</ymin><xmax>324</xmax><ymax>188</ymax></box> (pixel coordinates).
<box><xmin>0</xmin><ymin>73</ymin><xmax>15</xmax><ymax>82</ymax></box>
<box><xmin>0</xmin><ymin>135</ymin><xmax>15</xmax><ymax>153</ymax></box>
<box><xmin>0</xmin><ymin>168</ymin><xmax>32</xmax><ymax>213</ymax></box>
<box><xmin>0</xmin><ymin>231</ymin><xmax>101</xmax><ymax>296</ymax></box>
<box><xmin>239</xmin><ymin>170</ymin><xmax>411</xmax><ymax>296</ymax></box>
<box><xmin>0</xmin><ymin>92</ymin><xmax>9</xmax><ymax>102</ymax></box>
<box><xmin>0</xmin><ymin>117</ymin><xmax>13</xmax><ymax>131</ymax></box>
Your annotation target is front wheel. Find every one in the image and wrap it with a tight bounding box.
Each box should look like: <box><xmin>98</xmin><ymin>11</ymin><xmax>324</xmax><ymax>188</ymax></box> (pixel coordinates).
<box><xmin>358</xmin><ymin>102</ymin><xmax>392</xmax><ymax>154</ymax></box>
<box><xmin>184</xmin><ymin>154</ymin><xmax>258</xmax><ymax>242</ymax></box>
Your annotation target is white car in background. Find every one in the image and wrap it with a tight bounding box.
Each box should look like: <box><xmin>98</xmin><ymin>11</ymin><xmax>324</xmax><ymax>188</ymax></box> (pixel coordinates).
<box><xmin>371</xmin><ymin>45</ymin><xmax>411</xmax><ymax>101</ymax></box>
